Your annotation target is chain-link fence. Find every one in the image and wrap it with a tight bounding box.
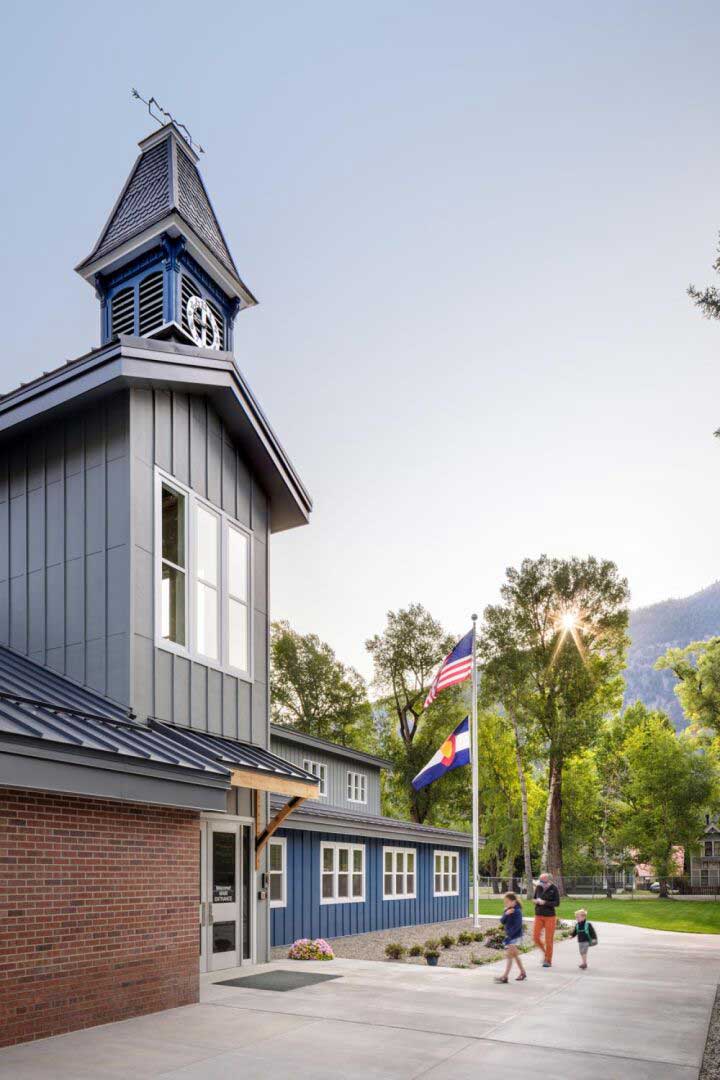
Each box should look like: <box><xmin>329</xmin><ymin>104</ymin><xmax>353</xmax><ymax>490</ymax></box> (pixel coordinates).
<box><xmin>473</xmin><ymin>875</ymin><xmax>720</xmax><ymax>900</ymax></box>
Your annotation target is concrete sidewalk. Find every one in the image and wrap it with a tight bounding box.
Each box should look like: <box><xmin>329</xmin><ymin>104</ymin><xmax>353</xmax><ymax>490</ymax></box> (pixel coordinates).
<box><xmin>0</xmin><ymin>922</ymin><xmax>718</xmax><ymax>1078</ymax></box>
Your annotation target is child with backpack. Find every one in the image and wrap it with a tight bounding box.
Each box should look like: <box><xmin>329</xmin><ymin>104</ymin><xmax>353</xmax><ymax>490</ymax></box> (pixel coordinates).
<box><xmin>571</xmin><ymin>908</ymin><xmax>597</xmax><ymax>969</ymax></box>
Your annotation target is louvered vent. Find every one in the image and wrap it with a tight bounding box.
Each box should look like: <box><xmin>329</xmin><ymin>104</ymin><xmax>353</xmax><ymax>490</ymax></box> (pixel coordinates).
<box><xmin>206</xmin><ymin>296</ymin><xmax>225</xmax><ymax>350</ymax></box>
<box><xmin>180</xmin><ymin>274</ymin><xmax>225</xmax><ymax>350</ymax></box>
<box><xmin>111</xmin><ymin>287</ymin><xmax>135</xmax><ymax>337</ymax></box>
<box><xmin>138</xmin><ymin>271</ymin><xmax>164</xmax><ymax>336</ymax></box>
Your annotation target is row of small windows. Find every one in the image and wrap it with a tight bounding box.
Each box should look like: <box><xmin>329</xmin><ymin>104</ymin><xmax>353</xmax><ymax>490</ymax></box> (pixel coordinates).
<box><xmin>110</xmin><ymin>271</ymin><xmax>225</xmax><ymax>348</ymax></box>
<box><xmin>268</xmin><ymin>842</ymin><xmax>460</xmax><ymax>908</ymax></box>
<box><xmin>299</xmin><ymin>760</ymin><xmax>369</xmax><ymax>805</ymax></box>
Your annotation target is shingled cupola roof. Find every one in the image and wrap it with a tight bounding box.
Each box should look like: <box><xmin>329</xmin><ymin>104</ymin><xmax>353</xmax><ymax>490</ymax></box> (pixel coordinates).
<box><xmin>75</xmin><ymin>123</ymin><xmax>256</xmax><ymax>310</ymax></box>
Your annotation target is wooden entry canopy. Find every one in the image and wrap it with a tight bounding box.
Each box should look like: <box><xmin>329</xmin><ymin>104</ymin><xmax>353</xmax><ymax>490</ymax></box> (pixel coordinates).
<box><xmin>229</xmin><ymin>770</ymin><xmax>320</xmax><ymax>870</ymax></box>
<box><xmin>225</xmin><ymin>769</ymin><xmax>318</xmax><ymax>869</ymax></box>
<box><xmin>144</xmin><ymin>722</ymin><xmax>320</xmax><ymax>868</ymax></box>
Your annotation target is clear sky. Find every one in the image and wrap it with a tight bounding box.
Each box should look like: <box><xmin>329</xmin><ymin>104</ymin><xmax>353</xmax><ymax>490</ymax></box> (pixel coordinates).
<box><xmin>2</xmin><ymin>1</ymin><xmax>720</xmax><ymax>677</ymax></box>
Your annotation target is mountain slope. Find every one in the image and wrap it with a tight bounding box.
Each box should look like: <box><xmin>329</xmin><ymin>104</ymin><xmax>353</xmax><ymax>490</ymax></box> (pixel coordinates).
<box><xmin>624</xmin><ymin>581</ymin><xmax>720</xmax><ymax>727</ymax></box>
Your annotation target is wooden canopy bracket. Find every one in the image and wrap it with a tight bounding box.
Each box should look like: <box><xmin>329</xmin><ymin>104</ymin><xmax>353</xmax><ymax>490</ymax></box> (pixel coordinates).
<box><xmin>255</xmin><ymin>795</ymin><xmax>306</xmax><ymax>870</ymax></box>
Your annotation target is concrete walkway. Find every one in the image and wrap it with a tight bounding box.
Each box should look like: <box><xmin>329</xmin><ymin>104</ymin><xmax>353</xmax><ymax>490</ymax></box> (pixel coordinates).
<box><xmin>1</xmin><ymin>923</ymin><xmax>718</xmax><ymax>1078</ymax></box>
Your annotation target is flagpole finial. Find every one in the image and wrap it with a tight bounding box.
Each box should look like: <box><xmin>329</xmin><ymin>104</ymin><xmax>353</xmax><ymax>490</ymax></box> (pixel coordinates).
<box><xmin>472</xmin><ymin>613</ymin><xmax>478</xmax><ymax>622</ymax></box>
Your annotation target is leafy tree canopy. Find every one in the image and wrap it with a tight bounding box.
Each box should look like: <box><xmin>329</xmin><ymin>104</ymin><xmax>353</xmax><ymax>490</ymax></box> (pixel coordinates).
<box><xmin>655</xmin><ymin>637</ymin><xmax>720</xmax><ymax>735</ymax></box>
<box><xmin>270</xmin><ymin>620</ymin><xmax>374</xmax><ymax>749</ymax></box>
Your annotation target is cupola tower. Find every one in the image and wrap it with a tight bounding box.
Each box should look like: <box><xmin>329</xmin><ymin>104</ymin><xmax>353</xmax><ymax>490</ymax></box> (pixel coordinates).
<box><xmin>75</xmin><ymin>123</ymin><xmax>256</xmax><ymax>352</ymax></box>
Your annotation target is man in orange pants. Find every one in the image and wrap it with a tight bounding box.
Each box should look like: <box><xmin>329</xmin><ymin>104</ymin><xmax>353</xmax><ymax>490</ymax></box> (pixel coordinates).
<box><xmin>533</xmin><ymin>872</ymin><xmax>560</xmax><ymax>967</ymax></box>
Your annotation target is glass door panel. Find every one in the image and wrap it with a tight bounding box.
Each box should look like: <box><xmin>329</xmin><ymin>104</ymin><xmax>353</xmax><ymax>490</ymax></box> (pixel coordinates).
<box><xmin>209</xmin><ymin>822</ymin><xmax>239</xmax><ymax>971</ymax></box>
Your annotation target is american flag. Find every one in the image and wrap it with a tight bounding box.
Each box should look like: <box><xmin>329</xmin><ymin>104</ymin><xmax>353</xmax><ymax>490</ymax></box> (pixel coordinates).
<box><xmin>423</xmin><ymin>629</ymin><xmax>474</xmax><ymax>709</ymax></box>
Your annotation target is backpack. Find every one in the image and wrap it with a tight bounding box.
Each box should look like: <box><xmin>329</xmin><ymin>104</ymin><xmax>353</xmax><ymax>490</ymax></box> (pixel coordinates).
<box><xmin>587</xmin><ymin>922</ymin><xmax>598</xmax><ymax>947</ymax></box>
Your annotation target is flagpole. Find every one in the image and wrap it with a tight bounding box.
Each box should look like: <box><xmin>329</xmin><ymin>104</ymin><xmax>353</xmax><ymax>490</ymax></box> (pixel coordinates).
<box><xmin>471</xmin><ymin>613</ymin><xmax>479</xmax><ymax>929</ymax></box>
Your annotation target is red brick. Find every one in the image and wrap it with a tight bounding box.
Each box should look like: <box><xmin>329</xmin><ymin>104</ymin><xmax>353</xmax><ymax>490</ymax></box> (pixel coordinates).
<box><xmin>0</xmin><ymin>789</ymin><xmax>200</xmax><ymax>1047</ymax></box>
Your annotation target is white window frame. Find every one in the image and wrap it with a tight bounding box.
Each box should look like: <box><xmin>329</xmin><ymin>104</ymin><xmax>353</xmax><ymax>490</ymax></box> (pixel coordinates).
<box><xmin>705</xmin><ymin>841</ymin><xmax>714</xmax><ymax>857</ymax></box>
<box><xmin>303</xmin><ymin>759</ymin><xmax>327</xmax><ymax>797</ymax></box>
<box><xmin>154</xmin><ymin>468</ymin><xmax>253</xmax><ymax>681</ymax></box>
<box><xmin>382</xmin><ymin>846</ymin><xmax>416</xmax><ymax>900</ymax></box>
<box><xmin>433</xmin><ymin>850</ymin><xmax>459</xmax><ymax>897</ymax></box>
<box><xmin>158</xmin><ymin>478</ymin><xmax>188</xmax><ymax>650</ymax></box>
<box><xmin>346</xmin><ymin>771</ymin><xmax>367</xmax><ymax>804</ymax></box>
<box><xmin>269</xmin><ymin>837</ymin><xmax>287</xmax><ymax>909</ymax></box>
<box><xmin>320</xmin><ymin>841</ymin><xmax>365</xmax><ymax>905</ymax></box>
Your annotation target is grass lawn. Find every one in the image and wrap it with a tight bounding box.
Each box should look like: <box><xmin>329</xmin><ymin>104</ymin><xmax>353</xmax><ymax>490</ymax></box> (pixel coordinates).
<box><xmin>472</xmin><ymin>898</ymin><xmax>720</xmax><ymax>934</ymax></box>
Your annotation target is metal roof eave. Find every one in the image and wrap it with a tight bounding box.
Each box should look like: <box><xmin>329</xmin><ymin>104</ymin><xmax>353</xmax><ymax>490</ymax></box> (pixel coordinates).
<box><xmin>270</xmin><ymin>724</ymin><xmax>395</xmax><ymax>771</ymax></box>
<box><xmin>0</xmin><ymin>338</ymin><xmax>312</xmax><ymax>534</ymax></box>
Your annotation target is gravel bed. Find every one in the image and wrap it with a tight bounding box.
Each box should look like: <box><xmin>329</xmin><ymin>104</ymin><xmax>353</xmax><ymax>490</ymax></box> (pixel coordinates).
<box><xmin>273</xmin><ymin>917</ymin><xmax>536</xmax><ymax>968</ymax></box>
<box><xmin>701</xmin><ymin>986</ymin><xmax>720</xmax><ymax>1080</ymax></box>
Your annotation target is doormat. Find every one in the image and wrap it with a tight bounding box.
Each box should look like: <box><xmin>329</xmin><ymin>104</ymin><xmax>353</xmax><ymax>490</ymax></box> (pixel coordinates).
<box><xmin>215</xmin><ymin>970</ymin><xmax>341</xmax><ymax>992</ymax></box>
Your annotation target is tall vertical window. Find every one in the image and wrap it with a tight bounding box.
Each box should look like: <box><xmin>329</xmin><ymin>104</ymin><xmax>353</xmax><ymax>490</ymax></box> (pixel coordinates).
<box><xmin>161</xmin><ymin>484</ymin><xmax>186</xmax><ymax>645</ymax></box>
<box><xmin>269</xmin><ymin>838</ymin><xmax>286</xmax><ymax>908</ymax></box>
<box><xmin>227</xmin><ymin>525</ymin><xmax>249</xmax><ymax>672</ymax></box>
<box><xmin>156</xmin><ymin>470</ymin><xmax>252</xmax><ymax>677</ymax></box>
<box><xmin>195</xmin><ymin>504</ymin><xmax>220</xmax><ymax>660</ymax></box>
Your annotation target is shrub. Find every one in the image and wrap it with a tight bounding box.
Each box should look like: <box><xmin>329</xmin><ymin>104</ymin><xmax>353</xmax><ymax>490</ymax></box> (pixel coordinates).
<box><xmin>483</xmin><ymin>927</ymin><xmax>507</xmax><ymax>950</ymax></box>
<box><xmin>457</xmin><ymin>931</ymin><xmax>473</xmax><ymax>945</ymax></box>
<box><xmin>470</xmin><ymin>953</ymin><xmax>482</xmax><ymax>965</ymax></box>
<box><xmin>424</xmin><ymin>948</ymin><xmax>440</xmax><ymax>960</ymax></box>
<box><xmin>472</xmin><ymin>930</ymin><xmax>485</xmax><ymax>942</ymax></box>
<box><xmin>288</xmin><ymin>938</ymin><xmax>334</xmax><ymax>961</ymax></box>
<box><xmin>424</xmin><ymin>938</ymin><xmax>440</xmax><ymax>951</ymax></box>
<box><xmin>440</xmin><ymin>934</ymin><xmax>456</xmax><ymax>949</ymax></box>
<box><xmin>384</xmin><ymin>942</ymin><xmax>406</xmax><ymax>961</ymax></box>
<box><xmin>408</xmin><ymin>944</ymin><xmax>424</xmax><ymax>957</ymax></box>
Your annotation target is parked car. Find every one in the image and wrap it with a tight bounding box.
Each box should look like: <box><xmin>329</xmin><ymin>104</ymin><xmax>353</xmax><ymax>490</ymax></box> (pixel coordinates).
<box><xmin>649</xmin><ymin>882</ymin><xmax>679</xmax><ymax>894</ymax></box>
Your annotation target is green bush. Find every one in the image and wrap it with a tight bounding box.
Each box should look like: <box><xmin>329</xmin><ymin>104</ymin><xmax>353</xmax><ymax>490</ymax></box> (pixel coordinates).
<box><xmin>424</xmin><ymin>938</ymin><xmax>440</xmax><ymax>951</ymax></box>
<box><xmin>457</xmin><ymin>931</ymin><xmax>473</xmax><ymax>945</ymax></box>
<box><xmin>484</xmin><ymin>926</ymin><xmax>507</xmax><ymax>950</ymax></box>
<box><xmin>408</xmin><ymin>944</ymin><xmax>424</xmax><ymax>957</ymax></box>
<box><xmin>424</xmin><ymin>948</ymin><xmax>440</xmax><ymax>960</ymax></box>
<box><xmin>440</xmin><ymin>934</ymin><xmax>456</xmax><ymax>949</ymax></box>
<box><xmin>472</xmin><ymin>930</ymin><xmax>485</xmax><ymax>942</ymax></box>
<box><xmin>384</xmin><ymin>942</ymin><xmax>406</xmax><ymax>961</ymax></box>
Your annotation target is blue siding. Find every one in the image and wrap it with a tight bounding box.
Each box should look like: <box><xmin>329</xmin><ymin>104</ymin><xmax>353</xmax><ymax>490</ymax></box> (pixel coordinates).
<box><xmin>271</xmin><ymin>829</ymin><xmax>469</xmax><ymax>947</ymax></box>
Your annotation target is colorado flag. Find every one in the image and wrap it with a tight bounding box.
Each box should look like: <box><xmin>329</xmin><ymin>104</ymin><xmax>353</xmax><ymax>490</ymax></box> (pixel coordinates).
<box><xmin>411</xmin><ymin>717</ymin><xmax>471</xmax><ymax>791</ymax></box>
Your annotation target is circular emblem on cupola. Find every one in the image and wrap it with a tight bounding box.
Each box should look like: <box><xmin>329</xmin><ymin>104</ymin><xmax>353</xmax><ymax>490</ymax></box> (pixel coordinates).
<box><xmin>186</xmin><ymin>295</ymin><xmax>220</xmax><ymax>350</ymax></box>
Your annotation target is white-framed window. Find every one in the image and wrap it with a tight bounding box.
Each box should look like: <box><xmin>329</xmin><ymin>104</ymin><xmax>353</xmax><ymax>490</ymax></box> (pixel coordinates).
<box><xmin>160</xmin><ymin>482</ymin><xmax>187</xmax><ymax>646</ymax></box>
<box><xmin>383</xmin><ymin>847</ymin><xmax>416</xmax><ymax>900</ymax></box>
<box><xmin>155</xmin><ymin>470</ymin><xmax>253</xmax><ymax>679</ymax></box>
<box><xmin>433</xmin><ymin>850</ymin><xmax>459</xmax><ymax>897</ymax></box>
<box><xmin>303</xmin><ymin>759</ymin><xmax>327</xmax><ymax>797</ymax></box>
<box><xmin>347</xmin><ymin>771</ymin><xmax>367</xmax><ymax>804</ymax></box>
<box><xmin>269</xmin><ymin>837</ymin><xmax>286</xmax><ymax>908</ymax></box>
<box><xmin>320</xmin><ymin>842</ymin><xmax>365</xmax><ymax>904</ymax></box>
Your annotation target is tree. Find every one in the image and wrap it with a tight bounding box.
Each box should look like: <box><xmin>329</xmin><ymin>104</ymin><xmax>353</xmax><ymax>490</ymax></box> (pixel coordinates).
<box><xmin>474</xmin><ymin>710</ymin><xmax>544</xmax><ymax>891</ymax></box>
<box><xmin>479</xmin><ymin>555</ymin><xmax>630</xmax><ymax>894</ymax></box>
<box><xmin>366</xmin><ymin>604</ymin><xmax>458</xmax><ymax>824</ymax></box>
<box><xmin>655</xmin><ymin>638</ymin><xmax>720</xmax><ymax>735</ymax></box>
<box><xmin>615</xmin><ymin>710</ymin><xmax>717</xmax><ymax>896</ymax></box>
<box><xmin>270</xmin><ymin>621</ymin><xmax>374</xmax><ymax>749</ymax></box>
<box><xmin>688</xmin><ymin>235</ymin><xmax>720</xmax><ymax>320</ymax></box>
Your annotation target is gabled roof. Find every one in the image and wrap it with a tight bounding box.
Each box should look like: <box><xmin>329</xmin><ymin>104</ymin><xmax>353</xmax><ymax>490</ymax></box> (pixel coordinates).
<box><xmin>0</xmin><ymin>335</ymin><xmax>312</xmax><ymax>533</ymax></box>
<box><xmin>270</xmin><ymin>723</ymin><xmax>394</xmax><ymax>771</ymax></box>
<box><xmin>76</xmin><ymin>124</ymin><xmax>255</xmax><ymax>307</ymax></box>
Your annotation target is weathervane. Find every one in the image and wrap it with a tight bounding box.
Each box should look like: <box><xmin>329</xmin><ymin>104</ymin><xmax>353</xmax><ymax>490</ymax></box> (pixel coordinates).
<box><xmin>131</xmin><ymin>89</ymin><xmax>205</xmax><ymax>155</ymax></box>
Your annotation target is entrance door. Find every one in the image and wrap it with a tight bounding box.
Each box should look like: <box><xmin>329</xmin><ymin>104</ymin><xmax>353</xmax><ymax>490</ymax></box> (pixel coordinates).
<box><xmin>199</xmin><ymin>820</ymin><xmax>254</xmax><ymax>972</ymax></box>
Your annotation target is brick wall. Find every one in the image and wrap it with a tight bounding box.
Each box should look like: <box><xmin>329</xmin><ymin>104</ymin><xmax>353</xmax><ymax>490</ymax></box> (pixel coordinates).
<box><xmin>0</xmin><ymin>789</ymin><xmax>200</xmax><ymax>1047</ymax></box>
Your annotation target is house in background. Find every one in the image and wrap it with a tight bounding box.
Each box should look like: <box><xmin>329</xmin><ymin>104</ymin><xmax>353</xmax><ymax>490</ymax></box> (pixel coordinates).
<box><xmin>690</xmin><ymin>815</ymin><xmax>720</xmax><ymax>890</ymax></box>
<box><xmin>0</xmin><ymin>122</ymin><xmax>320</xmax><ymax>1047</ymax></box>
<box><xmin>268</xmin><ymin>724</ymin><xmax>473</xmax><ymax>947</ymax></box>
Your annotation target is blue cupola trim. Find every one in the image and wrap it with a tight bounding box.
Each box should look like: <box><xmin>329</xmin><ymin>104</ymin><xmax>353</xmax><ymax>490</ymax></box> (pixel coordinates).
<box><xmin>96</xmin><ymin>233</ymin><xmax>237</xmax><ymax>350</ymax></box>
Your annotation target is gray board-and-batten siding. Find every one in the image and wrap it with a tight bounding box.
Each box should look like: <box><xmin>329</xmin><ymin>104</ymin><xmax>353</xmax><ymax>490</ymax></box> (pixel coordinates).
<box><xmin>271</xmin><ymin>830</ymin><xmax>470</xmax><ymax>946</ymax></box>
<box><xmin>0</xmin><ymin>386</ymin><xmax>269</xmax><ymax>745</ymax></box>
<box><xmin>270</xmin><ymin>734</ymin><xmax>382</xmax><ymax>815</ymax></box>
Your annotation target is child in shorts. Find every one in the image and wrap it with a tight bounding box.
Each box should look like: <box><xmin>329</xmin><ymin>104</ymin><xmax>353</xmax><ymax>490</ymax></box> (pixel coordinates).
<box><xmin>571</xmin><ymin>908</ymin><xmax>597</xmax><ymax>969</ymax></box>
